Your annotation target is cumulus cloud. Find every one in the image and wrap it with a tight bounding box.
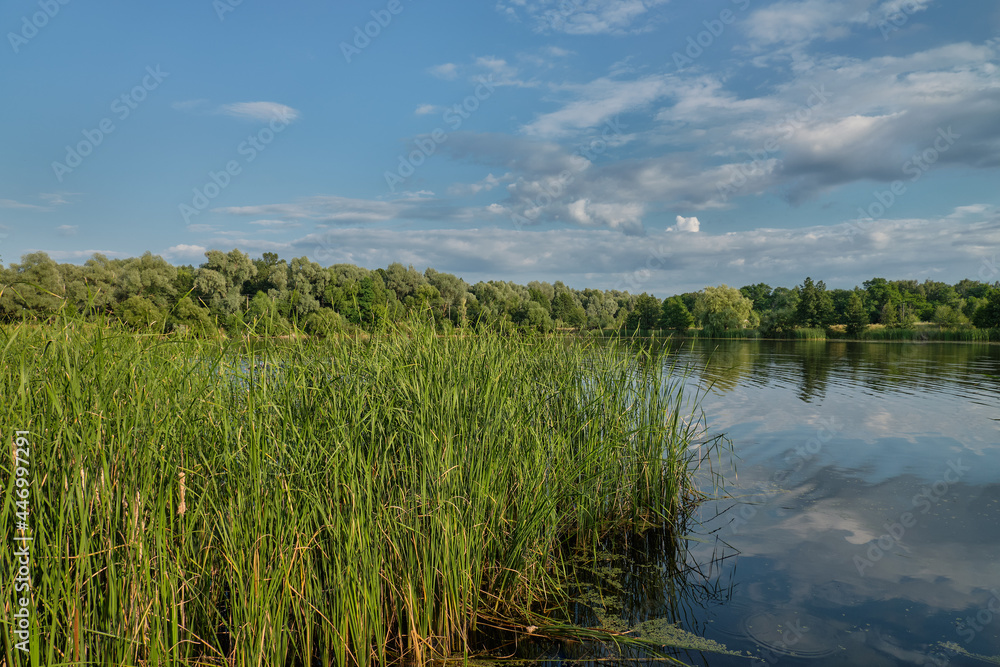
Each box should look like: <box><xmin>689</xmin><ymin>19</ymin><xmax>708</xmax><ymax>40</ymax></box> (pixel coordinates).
<box><xmin>671</xmin><ymin>216</ymin><xmax>700</xmax><ymax>232</ymax></box>
<box><xmin>232</xmin><ymin>208</ymin><xmax>1000</xmax><ymax>293</ymax></box>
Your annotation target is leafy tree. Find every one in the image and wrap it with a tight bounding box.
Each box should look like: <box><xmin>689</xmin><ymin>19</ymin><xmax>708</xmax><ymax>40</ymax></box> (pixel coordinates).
<box><xmin>0</xmin><ymin>252</ymin><xmax>65</xmax><ymax>319</ymax></box>
<box><xmin>758</xmin><ymin>287</ymin><xmax>800</xmax><ymax>337</ymax></box>
<box><xmin>863</xmin><ymin>277</ymin><xmax>902</xmax><ymax>325</ymax></box>
<box><xmin>933</xmin><ymin>304</ymin><xmax>969</xmax><ymax>329</ymax></box>
<box><xmin>625</xmin><ymin>293</ymin><xmax>662</xmax><ymax>332</ymax></box>
<box><xmin>117</xmin><ymin>295</ymin><xmax>165</xmax><ymax>331</ymax></box>
<box><xmin>355</xmin><ymin>275</ymin><xmax>389</xmax><ymax>331</ymax></box>
<box><xmin>844</xmin><ymin>290</ymin><xmax>869</xmax><ymax>337</ymax></box>
<box><xmin>972</xmin><ymin>290</ymin><xmax>1000</xmax><ymax>329</ymax></box>
<box><xmin>245</xmin><ymin>291</ymin><xmax>290</xmax><ymax>335</ymax></box>
<box><xmin>303</xmin><ymin>309</ymin><xmax>344</xmax><ymax>337</ymax></box>
<box><xmin>512</xmin><ymin>300</ymin><xmax>553</xmax><ymax>332</ymax></box>
<box><xmin>661</xmin><ymin>296</ymin><xmax>694</xmax><ymax>333</ymax></box>
<box><xmin>195</xmin><ymin>249</ymin><xmax>257</xmax><ymax>315</ymax></box>
<box><xmin>581</xmin><ymin>289</ymin><xmax>617</xmax><ymax>329</ymax></box>
<box><xmin>740</xmin><ymin>283</ymin><xmax>773</xmax><ymax>311</ymax></box>
<box><xmin>551</xmin><ymin>291</ymin><xmax>586</xmax><ymax>328</ymax></box>
<box><xmin>693</xmin><ymin>285</ymin><xmax>754</xmax><ymax>335</ymax></box>
<box><xmin>167</xmin><ymin>296</ymin><xmax>216</xmax><ymax>337</ymax></box>
<box><xmin>795</xmin><ymin>277</ymin><xmax>834</xmax><ymax>327</ymax></box>
<box><xmin>115</xmin><ymin>252</ymin><xmax>177</xmax><ymax>308</ymax></box>
<box><xmin>527</xmin><ymin>287</ymin><xmax>552</xmax><ymax>313</ymax></box>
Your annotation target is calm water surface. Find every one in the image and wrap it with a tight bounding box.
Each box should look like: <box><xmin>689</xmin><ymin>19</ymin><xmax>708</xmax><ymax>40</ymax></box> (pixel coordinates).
<box><xmin>659</xmin><ymin>340</ymin><xmax>1000</xmax><ymax>666</ymax></box>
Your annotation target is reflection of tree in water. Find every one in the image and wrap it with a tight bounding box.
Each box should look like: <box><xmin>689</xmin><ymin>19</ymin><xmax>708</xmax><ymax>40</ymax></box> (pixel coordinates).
<box><xmin>661</xmin><ymin>340</ymin><xmax>768</xmax><ymax>394</ymax></box>
<box><xmin>842</xmin><ymin>341</ymin><xmax>1000</xmax><ymax>397</ymax></box>
<box><xmin>660</xmin><ymin>339</ymin><xmax>1000</xmax><ymax>404</ymax></box>
<box><xmin>788</xmin><ymin>340</ymin><xmax>836</xmax><ymax>403</ymax></box>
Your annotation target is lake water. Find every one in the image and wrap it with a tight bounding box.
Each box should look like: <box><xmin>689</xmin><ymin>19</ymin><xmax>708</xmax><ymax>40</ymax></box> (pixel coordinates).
<box><xmin>650</xmin><ymin>340</ymin><xmax>1000</xmax><ymax>666</ymax></box>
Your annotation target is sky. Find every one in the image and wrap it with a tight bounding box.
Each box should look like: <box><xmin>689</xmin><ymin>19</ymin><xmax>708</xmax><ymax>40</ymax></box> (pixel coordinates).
<box><xmin>2</xmin><ymin>0</ymin><xmax>999</xmax><ymax>296</ymax></box>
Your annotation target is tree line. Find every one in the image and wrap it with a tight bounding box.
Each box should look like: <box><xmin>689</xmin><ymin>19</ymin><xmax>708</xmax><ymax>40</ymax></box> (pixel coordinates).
<box><xmin>1</xmin><ymin>249</ymin><xmax>999</xmax><ymax>336</ymax></box>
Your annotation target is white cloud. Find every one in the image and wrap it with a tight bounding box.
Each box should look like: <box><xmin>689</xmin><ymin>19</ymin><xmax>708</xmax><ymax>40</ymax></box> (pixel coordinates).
<box><xmin>256</xmin><ymin>210</ymin><xmax>1000</xmax><ymax>293</ymax></box>
<box><xmin>218</xmin><ymin>102</ymin><xmax>300</xmax><ymax>123</ymax></box>
<box><xmin>165</xmin><ymin>244</ymin><xmax>208</xmax><ymax>260</ymax></box>
<box><xmin>428</xmin><ymin>63</ymin><xmax>459</xmax><ymax>80</ymax></box>
<box><xmin>523</xmin><ymin>74</ymin><xmax>670</xmax><ymax>137</ymax></box>
<box><xmin>496</xmin><ymin>0</ymin><xmax>669</xmax><ymax>36</ymax></box>
<box><xmin>56</xmin><ymin>225</ymin><xmax>78</xmax><ymax>237</ymax></box>
<box><xmin>39</xmin><ymin>249</ymin><xmax>124</xmax><ymax>261</ymax></box>
<box><xmin>249</xmin><ymin>219</ymin><xmax>302</xmax><ymax>229</ymax></box>
<box><xmin>0</xmin><ymin>198</ymin><xmax>46</xmax><ymax>210</ymax></box>
<box><xmin>448</xmin><ymin>172</ymin><xmax>511</xmax><ymax>196</ymax></box>
<box><xmin>744</xmin><ymin>0</ymin><xmax>870</xmax><ymax>47</ymax></box>
<box><xmin>39</xmin><ymin>192</ymin><xmax>77</xmax><ymax>207</ymax></box>
<box><xmin>672</xmin><ymin>215</ymin><xmax>700</xmax><ymax>232</ymax></box>
<box><xmin>414</xmin><ymin>104</ymin><xmax>442</xmax><ymax>116</ymax></box>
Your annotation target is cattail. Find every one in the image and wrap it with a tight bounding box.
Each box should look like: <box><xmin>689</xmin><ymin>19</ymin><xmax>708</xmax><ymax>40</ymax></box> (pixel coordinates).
<box><xmin>177</xmin><ymin>470</ymin><xmax>187</xmax><ymax>516</ymax></box>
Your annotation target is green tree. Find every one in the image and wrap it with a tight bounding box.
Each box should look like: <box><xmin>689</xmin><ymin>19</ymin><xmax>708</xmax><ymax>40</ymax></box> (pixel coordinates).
<box><xmin>661</xmin><ymin>296</ymin><xmax>694</xmax><ymax>333</ymax></box>
<box><xmin>512</xmin><ymin>300</ymin><xmax>553</xmax><ymax>333</ymax></box>
<box><xmin>972</xmin><ymin>289</ymin><xmax>1000</xmax><ymax>329</ymax></box>
<box><xmin>693</xmin><ymin>285</ymin><xmax>754</xmax><ymax>335</ymax></box>
<box><xmin>863</xmin><ymin>277</ymin><xmax>902</xmax><ymax>325</ymax></box>
<box><xmin>117</xmin><ymin>295</ymin><xmax>165</xmax><ymax>331</ymax></box>
<box><xmin>625</xmin><ymin>293</ymin><xmax>662</xmax><ymax>332</ymax></box>
<box><xmin>195</xmin><ymin>249</ymin><xmax>257</xmax><ymax>315</ymax></box>
<box><xmin>0</xmin><ymin>252</ymin><xmax>65</xmax><ymax>320</ymax></box>
<box><xmin>795</xmin><ymin>277</ymin><xmax>834</xmax><ymax>328</ymax></box>
<box><xmin>933</xmin><ymin>304</ymin><xmax>969</xmax><ymax>329</ymax></box>
<box><xmin>739</xmin><ymin>283</ymin><xmax>773</xmax><ymax>311</ymax></box>
<box><xmin>844</xmin><ymin>290</ymin><xmax>869</xmax><ymax>337</ymax></box>
<box><xmin>167</xmin><ymin>296</ymin><xmax>217</xmax><ymax>337</ymax></box>
<box><xmin>551</xmin><ymin>291</ymin><xmax>586</xmax><ymax>328</ymax></box>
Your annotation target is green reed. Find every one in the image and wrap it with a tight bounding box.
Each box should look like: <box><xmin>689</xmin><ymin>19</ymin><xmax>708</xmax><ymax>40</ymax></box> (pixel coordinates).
<box><xmin>0</xmin><ymin>318</ymin><xmax>721</xmax><ymax>666</ymax></box>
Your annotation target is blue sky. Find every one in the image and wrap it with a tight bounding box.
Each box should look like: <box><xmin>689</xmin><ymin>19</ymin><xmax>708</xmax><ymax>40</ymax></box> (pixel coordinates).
<box><xmin>2</xmin><ymin>0</ymin><xmax>999</xmax><ymax>294</ymax></box>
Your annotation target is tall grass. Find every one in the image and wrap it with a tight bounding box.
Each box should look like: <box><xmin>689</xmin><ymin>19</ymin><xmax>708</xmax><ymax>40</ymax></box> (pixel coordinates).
<box><xmin>0</xmin><ymin>318</ymin><xmax>721</xmax><ymax>666</ymax></box>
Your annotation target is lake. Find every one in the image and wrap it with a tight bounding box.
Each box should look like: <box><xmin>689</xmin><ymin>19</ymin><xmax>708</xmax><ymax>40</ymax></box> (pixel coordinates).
<box><xmin>659</xmin><ymin>340</ymin><xmax>1000</xmax><ymax>666</ymax></box>
<box><xmin>544</xmin><ymin>339</ymin><xmax>1000</xmax><ymax>666</ymax></box>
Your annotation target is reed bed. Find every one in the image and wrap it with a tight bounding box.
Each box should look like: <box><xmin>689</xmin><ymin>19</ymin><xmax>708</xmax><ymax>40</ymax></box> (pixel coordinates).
<box><xmin>0</xmin><ymin>319</ymin><xmax>720</xmax><ymax>666</ymax></box>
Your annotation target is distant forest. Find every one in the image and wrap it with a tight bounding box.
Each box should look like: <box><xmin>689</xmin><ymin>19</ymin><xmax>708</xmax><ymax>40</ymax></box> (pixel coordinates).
<box><xmin>2</xmin><ymin>249</ymin><xmax>999</xmax><ymax>338</ymax></box>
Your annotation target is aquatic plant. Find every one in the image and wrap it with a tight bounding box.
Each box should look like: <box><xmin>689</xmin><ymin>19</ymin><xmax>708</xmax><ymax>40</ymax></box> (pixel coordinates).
<box><xmin>0</xmin><ymin>317</ymin><xmax>723</xmax><ymax>666</ymax></box>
